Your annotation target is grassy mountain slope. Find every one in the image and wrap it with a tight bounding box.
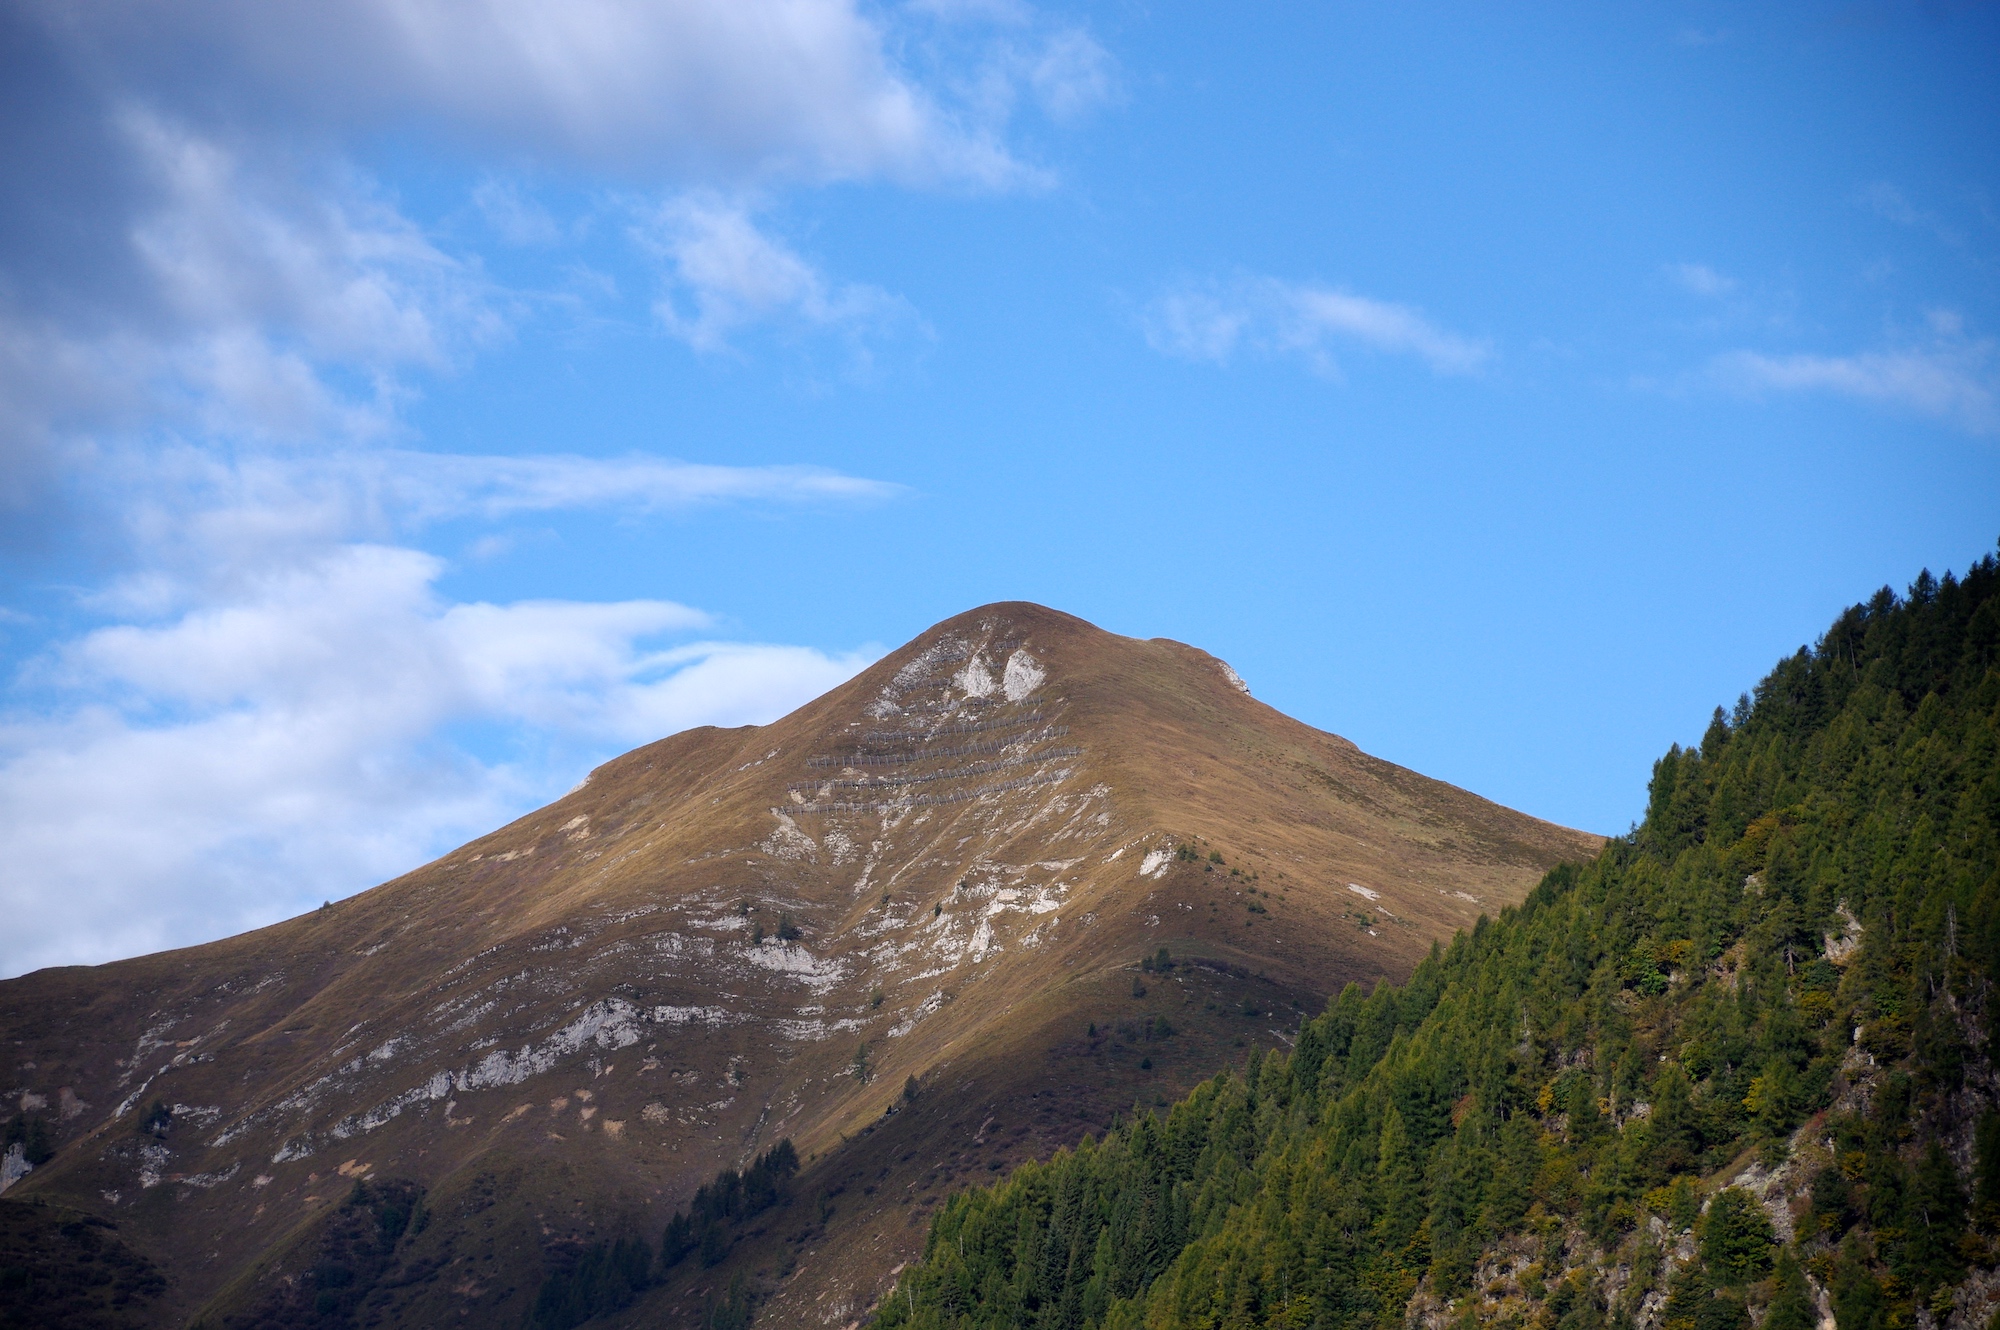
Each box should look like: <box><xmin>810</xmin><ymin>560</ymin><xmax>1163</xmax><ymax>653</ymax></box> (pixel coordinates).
<box><xmin>0</xmin><ymin>604</ymin><xmax>1595</xmax><ymax>1329</ymax></box>
<box><xmin>870</xmin><ymin>553</ymin><xmax>2000</xmax><ymax>1330</ymax></box>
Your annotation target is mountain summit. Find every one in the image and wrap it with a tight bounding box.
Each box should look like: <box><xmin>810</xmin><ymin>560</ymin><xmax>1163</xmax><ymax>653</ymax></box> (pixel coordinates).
<box><xmin>0</xmin><ymin>603</ymin><xmax>1599</xmax><ymax>1328</ymax></box>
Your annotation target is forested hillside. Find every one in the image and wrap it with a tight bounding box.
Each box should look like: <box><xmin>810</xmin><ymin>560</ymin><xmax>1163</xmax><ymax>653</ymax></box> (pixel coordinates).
<box><xmin>870</xmin><ymin>552</ymin><xmax>2000</xmax><ymax>1330</ymax></box>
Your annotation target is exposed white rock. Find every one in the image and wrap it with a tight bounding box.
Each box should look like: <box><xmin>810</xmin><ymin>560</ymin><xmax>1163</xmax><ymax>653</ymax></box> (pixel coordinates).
<box><xmin>742</xmin><ymin>941</ymin><xmax>848</xmax><ymax>994</ymax></box>
<box><xmin>647</xmin><ymin>1005</ymin><xmax>743</xmax><ymax>1026</ymax></box>
<box><xmin>1825</xmin><ymin>904</ymin><xmax>1863</xmax><ymax>963</ymax></box>
<box><xmin>138</xmin><ymin>1141</ymin><xmax>170</xmax><ymax>1188</ymax></box>
<box><xmin>456</xmin><ymin>998</ymin><xmax>649</xmax><ymax>1093</ymax></box>
<box><xmin>955</xmin><ymin>655</ymin><xmax>997</xmax><ymax>698</ymax></box>
<box><xmin>176</xmin><ymin>1162</ymin><xmax>240</xmax><ymax>1189</ymax></box>
<box><xmin>889</xmin><ymin>990</ymin><xmax>947</xmax><ymax>1038</ymax></box>
<box><xmin>1003</xmin><ymin>650</ymin><xmax>1046</xmax><ymax>701</ymax></box>
<box><xmin>0</xmin><ymin>1143</ymin><xmax>30</xmax><ymax>1195</ymax></box>
<box><xmin>760</xmin><ymin>813</ymin><xmax>818</xmax><ymax>861</ymax></box>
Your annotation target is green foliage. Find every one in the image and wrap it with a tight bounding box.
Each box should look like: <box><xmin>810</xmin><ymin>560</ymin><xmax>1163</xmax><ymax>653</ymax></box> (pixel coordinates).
<box><xmin>1645</xmin><ymin>1176</ymin><xmax>1703</xmax><ymax>1232</ymax></box>
<box><xmin>869</xmin><ymin>553</ymin><xmax>2000</xmax><ymax>1330</ymax></box>
<box><xmin>0</xmin><ymin>1199</ymin><xmax>165</xmax><ymax>1329</ymax></box>
<box><xmin>776</xmin><ymin>913</ymin><xmax>802</xmax><ymax>942</ymax></box>
<box><xmin>702</xmin><ymin>1272</ymin><xmax>754</xmax><ymax>1330</ymax></box>
<box><xmin>1663</xmin><ymin>1260</ymin><xmax>1746</xmax><ymax>1330</ymax></box>
<box><xmin>139</xmin><ymin>1099</ymin><xmax>172</xmax><ymax>1139</ymax></box>
<box><xmin>531</xmin><ymin>1237</ymin><xmax>653</xmax><ymax>1330</ymax></box>
<box><xmin>1</xmin><ymin>1116</ymin><xmax>52</xmax><ymax>1167</ymax></box>
<box><xmin>1764</xmin><ymin>1250</ymin><xmax>1817</xmax><ymax>1330</ymax></box>
<box><xmin>1699</xmin><ymin>1189</ymin><xmax>1774</xmax><ymax>1286</ymax></box>
<box><xmin>659</xmin><ymin>1140</ymin><xmax>800</xmax><ymax>1275</ymax></box>
<box><xmin>215</xmin><ymin>1178</ymin><xmax>424</xmax><ymax>1328</ymax></box>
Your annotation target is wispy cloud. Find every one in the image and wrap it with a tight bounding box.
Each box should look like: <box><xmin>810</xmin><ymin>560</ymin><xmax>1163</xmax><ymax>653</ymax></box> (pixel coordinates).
<box><xmin>1711</xmin><ymin>312</ymin><xmax>1999</xmax><ymax>435</ymax></box>
<box><xmin>1669</xmin><ymin>262</ymin><xmax>1737</xmax><ymax>298</ymax></box>
<box><xmin>85</xmin><ymin>445</ymin><xmax>902</xmax><ymax>617</ymax></box>
<box><xmin>1028</xmin><ymin>29</ymin><xmax>1120</xmax><ymax>121</ymax></box>
<box><xmin>639</xmin><ymin>194</ymin><xmax>919</xmax><ymax>354</ymax></box>
<box><xmin>0</xmin><ymin>112</ymin><xmax>505</xmax><ymax>500</ymax></box>
<box><xmin>1144</xmin><ymin>276</ymin><xmax>1491</xmax><ymax>377</ymax></box>
<box><xmin>401</xmin><ymin>451</ymin><xmax>904</xmax><ymax>516</ymax></box>
<box><xmin>471</xmin><ymin>177</ymin><xmax>566</xmax><ymax>247</ymax></box>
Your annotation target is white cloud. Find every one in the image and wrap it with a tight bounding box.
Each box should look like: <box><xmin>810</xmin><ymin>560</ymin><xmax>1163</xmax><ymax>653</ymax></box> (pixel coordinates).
<box><xmin>82</xmin><ymin>443</ymin><xmax>900</xmax><ymax>619</ymax></box>
<box><xmin>1712</xmin><ymin>314</ymin><xmax>1999</xmax><ymax>435</ymax></box>
<box><xmin>1144</xmin><ymin>275</ymin><xmax>1491</xmax><ymax>377</ymax></box>
<box><xmin>126</xmin><ymin>115</ymin><xmax>487</xmax><ymax>371</ymax></box>
<box><xmin>471</xmin><ymin>177</ymin><xmax>565</xmax><ymax>246</ymax></box>
<box><xmin>1027</xmin><ymin>29</ymin><xmax>1121</xmax><ymax>122</ymax></box>
<box><xmin>0</xmin><ymin>114</ymin><xmax>502</xmax><ymax>475</ymax></box>
<box><xmin>640</xmin><ymin>194</ymin><xmax>917</xmax><ymax>352</ymax></box>
<box><xmin>37</xmin><ymin>0</ymin><xmax>1027</xmax><ymax>189</ymax></box>
<box><xmin>0</xmin><ymin>441</ymin><xmax>897</xmax><ymax>976</ymax></box>
<box><xmin>1</xmin><ymin>0</ymin><xmax>1107</xmax><ymax>515</ymax></box>
<box><xmin>1857</xmin><ymin>181</ymin><xmax>1972</xmax><ymax>251</ymax></box>
<box><xmin>1144</xmin><ymin>290</ymin><xmax>1254</xmax><ymax>363</ymax></box>
<box><xmin>907</xmin><ymin>0</ymin><xmax>1034</xmax><ymax>22</ymax></box>
<box><xmin>0</xmin><ymin>541</ymin><xmax>878</xmax><ymax>976</ymax></box>
<box><xmin>1863</xmin><ymin>181</ymin><xmax>1925</xmax><ymax>229</ymax></box>
<box><xmin>398</xmin><ymin>451</ymin><xmax>905</xmax><ymax>516</ymax></box>
<box><xmin>1670</xmin><ymin>262</ymin><xmax>1736</xmax><ymax>298</ymax></box>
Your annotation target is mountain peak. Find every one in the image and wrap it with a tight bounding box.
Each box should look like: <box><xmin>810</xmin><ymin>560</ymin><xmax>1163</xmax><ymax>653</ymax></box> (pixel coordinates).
<box><xmin>0</xmin><ymin>603</ymin><xmax>1600</xmax><ymax>1328</ymax></box>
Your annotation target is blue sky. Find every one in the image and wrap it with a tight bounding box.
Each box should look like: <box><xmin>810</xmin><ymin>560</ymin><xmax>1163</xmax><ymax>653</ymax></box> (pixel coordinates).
<box><xmin>1</xmin><ymin>1</ymin><xmax>1995</xmax><ymax>976</ymax></box>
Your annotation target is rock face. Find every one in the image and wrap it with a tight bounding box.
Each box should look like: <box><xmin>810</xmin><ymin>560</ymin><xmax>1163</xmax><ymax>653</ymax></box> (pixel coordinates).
<box><xmin>0</xmin><ymin>603</ymin><xmax>1601</xmax><ymax>1327</ymax></box>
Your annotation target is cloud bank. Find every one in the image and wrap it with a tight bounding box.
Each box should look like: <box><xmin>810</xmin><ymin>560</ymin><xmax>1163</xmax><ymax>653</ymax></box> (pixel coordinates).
<box><xmin>0</xmin><ymin>0</ymin><xmax>1114</xmax><ymax>503</ymax></box>
<box><xmin>24</xmin><ymin>0</ymin><xmax>1024</xmax><ymax>187</ymax></box>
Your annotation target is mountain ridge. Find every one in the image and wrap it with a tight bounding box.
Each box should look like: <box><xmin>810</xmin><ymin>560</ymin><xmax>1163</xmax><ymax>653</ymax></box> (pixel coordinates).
<box><xmin>0</xmin><ymin>600</ymin><xmax>1599</xmax><ymax>1328</ymax></box>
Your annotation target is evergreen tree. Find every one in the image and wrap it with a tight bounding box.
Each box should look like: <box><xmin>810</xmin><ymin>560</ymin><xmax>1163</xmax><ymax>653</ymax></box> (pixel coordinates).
<box><xmin>1699</xmin><ymin>1189</ymin><xmax>1775</xmax><ymax>1286</ymax></box>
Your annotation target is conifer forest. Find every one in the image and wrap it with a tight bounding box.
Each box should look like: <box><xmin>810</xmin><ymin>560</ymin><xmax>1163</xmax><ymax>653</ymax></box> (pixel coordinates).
<box><xmin>868</xmin><ymin>550</ymin><xmax>2000</xmax><ymax>1330</ymax></box>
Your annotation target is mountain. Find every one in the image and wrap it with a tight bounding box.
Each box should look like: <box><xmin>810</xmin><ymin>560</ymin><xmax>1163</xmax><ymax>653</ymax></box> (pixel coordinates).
<box><xmin>0</xmin><ymin>603</ymin><xmax>1598</xmax><ymax>1329</ymax></box>
<box><xmin>868</xmin><ymin>560</ymin><xmax>2000</xmax><ymax>1330</ymax></box>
